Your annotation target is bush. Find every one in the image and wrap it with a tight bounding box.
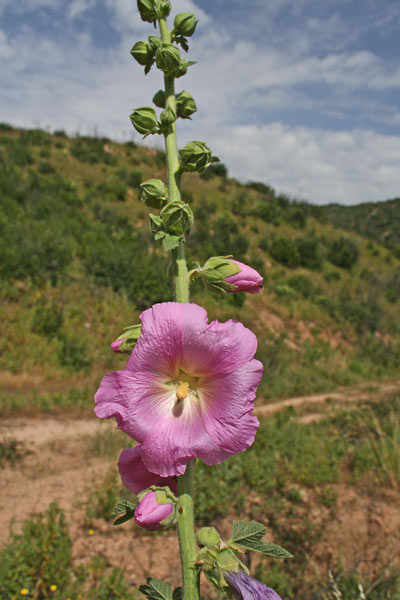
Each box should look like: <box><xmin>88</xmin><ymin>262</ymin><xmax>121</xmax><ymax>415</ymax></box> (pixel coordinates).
<box><xmin>31</xmin><ymin>300</ymin><xmax>63</xmax><ymax>337</ymax></box>
<box><xmin>328</xmin><ymin>237</ymin><xmax>359</xmax><ymax>270</ymax></box>
<box><xmin>285</xmin><ymin>204</ymin><xmax>307</xmax><ymax>229</ymax></box>
<box><xmin>19</xmin><ymin>128</ymin><xmax>50</xmax><ymax>146</ymax></box>
<box><xmin>269</xmin><ymin>236</ymin><xmax>300</xmax><ymax>268</ymax></box>
<box><xmin>38</xmin><ymin>160</ymin><xmax>55</xmax><ymax>174</ymax></box>
<box><xmin>127</xmin><ymin>169</ymin><xmax>142</xmax><ymax>189</ymax></box>
<box><xmin>8</xmin><ymin>142</ymin><xmax>34</xmax><ymax>166</ymax></box>
<box><xmin>255</xmin><ymin>200</ymin><xmax>282</xmax><ymax>225</ymax></box>
<box><xmin>286</xmin><ymin>274</ymin><xmax>314</xmax><ymax>298</ymax></box>
<box><xmin>296</xmin><ymin>235</ymin><xmax>323</xmax><ymax>270</ymax></box>
<box><xmin>70</xmin><ymin>137</ymin><xmax>116</xmax><ymax>165</ymax></box>
<box><xmin>57</xmin><ymin>332</ymin><xmax>92</xmax><ymax>370</ymax></box>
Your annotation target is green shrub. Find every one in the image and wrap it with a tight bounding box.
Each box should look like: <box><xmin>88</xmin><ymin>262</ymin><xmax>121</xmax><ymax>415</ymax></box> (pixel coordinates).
<box><xmin>275</xmin><ymin>284</ymin><xmax>298</xmax><ymax>300</ymax></box>
<box><xmin>57</xmin><ymin>332</ymin><xmax>92</xmax><ymax>370</ymax></box>
<box><xmin>127</xmin><ymin>169</ymin><xmax>142</xmax><ymax>188</ymax></box>
<box><xmin>8</xmin><ymin>142</ymin><xmax>34</xmax><ymax>166</ymax></box>
<box><xmin>70</xmin><ymin>137</ymin><xmax>116</xmax><ymax>165</ymax></box>
<box><xmin>269</xmin><ymin>236</ymin><xmax>300</xmax><ymax>268</ymax></box>
<box><xmin>19</xmin><ymin>128</ymin><xmax>50</xmax><ymax>146</ymax></box>
<box><xmin>255</xmin><ymin>200</ymin><xmax>282</xmax><ymax>225</ymax></box>
<box><xmin>38</xmin><ymin>160</ymin><xmax>55</xmax><ymax>174</ymax></box>
<box><xmin>31</xmin><ymin>300</ymin><xmax>64</xmax><ymax>336</ymax></box>
<box><xmin>97</xmin><ymin>178</ymin><xmax>127</xmax><ymax>202</ymax></box>
<box><xmin>286</xmin><ymin>274</ymin><xmax>314</xmax><ymax>298</ymax></box>
<box><xmin>328</xmin><ymin>236</ymin><xmax>359</xmax><ymax>269</ymax></box>
<box><xmin>296</xmin><ymin>235</ymin><xmax>323</xmax><ymax>270</ymax></box>
<box><xmin>285</xmin><ymin>204</ymin><xmax>307</xmax><ymax>229</ymax></box>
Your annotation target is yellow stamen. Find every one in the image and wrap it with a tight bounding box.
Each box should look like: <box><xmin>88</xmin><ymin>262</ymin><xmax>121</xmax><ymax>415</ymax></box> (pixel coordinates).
<box><xmin>176</xmin><ymin>381</ymin><xmax>190</xmax><ymax>401</ymax></box>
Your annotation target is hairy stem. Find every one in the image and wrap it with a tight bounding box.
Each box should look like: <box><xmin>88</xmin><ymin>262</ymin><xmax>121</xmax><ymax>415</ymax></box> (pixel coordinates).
<box><xmin>159</xmin><ymin>16</ymin><xmax>199</xmax><ymax>600</ymax></box>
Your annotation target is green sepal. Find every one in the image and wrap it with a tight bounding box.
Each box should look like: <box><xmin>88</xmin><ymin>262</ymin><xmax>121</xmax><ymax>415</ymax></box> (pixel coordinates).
<box><xmin>199</xmin><ymin>256</ymin><xmax>241</xmax><ymax>293</ymax></box>
<box><xmin>112</xmin><ymin>499</ymin><xmax>137</xmax><ymax>526</ymax></box>
<box><xmin>156</xmin><ymin>43</ymin><xmax>181</xmax><ymax>76</ymax></box>
<box><xmin>148</xmin><ymin>35</ymin><xmax>162</xmax><ymax>53</ymax></box>
<box><xmin>160</xmin><ymin>201</ymin><xmax>193</xmax><ymax>235</ymax></box>
<box><xmin>115</xmin><ymin>323</ymin><xmax>142</xmax><ymax>353</ymax></box>
<box><xmin>137</xmin><ymin>0</ymin><xmax>171</xmax><ymax>24</ymax></box>
<box><xmin>174</xmin><ymin>35</ymin><xmax>189</xmax><ymax>52</ymax></box>
<box><xmin>197</xmin><ymin>546</ymin><xmax>244</xmax><ymax>592</ymax></box>
<box><xmin>160</xmin><ymin>105</ymin><xmax>177</xmax><ymax>127</ymax></box>
<box><xmin>139</xmin><ymin>578</ymin><xmax>172</xmax><ymax>600</ymax></box>
<box><xmin>230</xmin><ymin>520</ymin><xmax>293</xmax><ymax>558</ymax></box>
<box><xmin>149</xmin><ymin>213</ymin><xmax>163</xmax><ymax>235</ymax></box>
<box><xmin>130</xmin><ymin>40</ymin><xmax>150</xmax><ymax>65</ymax></box>
<box><xmin>140</xmin><ymin>178</ymin><xmax>168</xmax><ymax>209</ymax></box>
<box><xmin>197</xmin><ymin>527</ymin><xmax>221</xmax><ymax>548</ymax></box>
<box><xmin>176</xmin><ymin>90</ymin><xmax>197</xmax><ymax>119</ymax></box>
<box><xmin>179</xmin><ymin>141</ymin><xmax>215</xmax><ymax>173</ymax></box>
<box><xmin>175</xmin><ymin>59</ymin><xmax>196</xmax><ymax>78</ymax></box>
<box><xmin>130</xmin><ymin>106</ymin><xmax>159</xmax><ymax>136</ymax></box>
<box><xmin>152</xmin><ymin>89</ymin><xmax>166</xmax><ymax>108</ymax></box>
<box><xmin>173</xmin><ymin>12</ymin><xmax>198</xmax><ymax>37</ymax></box>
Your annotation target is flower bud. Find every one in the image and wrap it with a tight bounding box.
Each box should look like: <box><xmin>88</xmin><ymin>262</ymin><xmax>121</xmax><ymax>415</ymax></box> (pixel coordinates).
<box><xmin>137</xmin><ymin>0</ymin><xmax>171</xmax><ymax>23</ymax></box>
<box><xmin>152</xmin><ymin>89</ymin><xmax>166</xmax><ymax>108</ymax></box>
<box><xmin>130</xmin><ymin>107</ymin><xmax>159</xmax><ymax>136</ymax></box>
<box><xmin>149</xmin><ymin>213</ymin><xmax>163</xmax><ymax>235</ymax></box>
<box><xmin>225</xmin><ymin>260</ymin><xmax>264</xmax><ymax>293</ymax></box>
<box><xmin>134</xmin><ymin>490</ymin><xmax>174</xmax><ymax>531</ymax></box>
<box><xmin>179</xmin><ymin>141</ymin><xmax>213</xmax><ymax>173</ymax></box>
<box><xmin>140</xmin><ymin>178</ymin><xmax>168</xmax><ymax>209</ymax></box>
<box><xmin>111</xmin><ymin>324</ymin><xmax>141</xmax><ymax>354</ymax></box>
<box><xmin>174</xmin><ymin>59</ymin><xmax>196</xmax><ymax>78</ymax></box>
<box><xmin>197</xmin><ymin>527</ymin><xmax>221</xmax><ymax>548</ymax></box>
<box><xmin>156</xmin><ymin>43</ymin><xmax>181</xmax><ymax>76</ymax></box>
<box><xmin>160</xmin><ymin>106</ymin><xmax>177</xmax><ymax>127</ymax></box>
<box><xmin>173</xmin><ymin>12</ymin><xmax>198</xmax><ymax>37</ymax></box>
<box><xmin>160</xmin><ymin>201</ymin><xmax>193</xmax><ymax>235</ymax></box>
<box><xmin>147</xmin><ymin>35</ymin><xmax>162</xmax><ymax>53</ymax></box>
<box><xmin>176</xmin><ymin>90</ymin><xmax>197</xmax><ymax>119</ymax></box>
<box><xmin>200</xmin><ymin>256</ymin><xmax>241</xmax><ymax>293</ymax></box>
<box><xmin>130</xmin><ymin>40</ymin><xmax>151</xmax><ymax>66</ymax></box>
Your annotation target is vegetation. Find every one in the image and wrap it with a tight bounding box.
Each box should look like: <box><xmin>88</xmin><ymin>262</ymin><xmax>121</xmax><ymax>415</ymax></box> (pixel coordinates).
<box><xmin>0</xmin><ymin>124</ymin><xmax>399</xmax><ymax>416</ymax></box>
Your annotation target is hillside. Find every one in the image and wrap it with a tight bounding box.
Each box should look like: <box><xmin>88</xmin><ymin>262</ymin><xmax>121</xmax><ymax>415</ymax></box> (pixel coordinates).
<box><xmin>315</xmin><ymin>198</ymin><xmax>400</xmax><ymax>254</ymax></box>
<box><xmin>0</xmin><ymin>123</ymin><xmax>399</xmax><ymax>415</ymax></box>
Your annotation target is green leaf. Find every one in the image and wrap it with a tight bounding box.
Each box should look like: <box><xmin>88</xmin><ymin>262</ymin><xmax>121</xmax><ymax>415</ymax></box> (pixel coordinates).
<box><xmin>154</xmin><ymin>231</ymin><xmax>166</xmax><ymax>241</ymax></box>
<box><xmin>172</xmin><ymin>588</ymin><xmax>183</xmax><ymax>600</ymax></box>
<box><xmin>162</xmin><ymin>234</ymin><xmax>180</xmax><ymax>251</ymax></box>
<box><xmin>231</xmin><ymin>520</ymin><xmax>293</xmax><ymax>558</ymax></box>
<box><xmin>112</xmin><ymin>499</ymin><xmax>136</xmax><ymax>526</ymax></box>
<box><xmin>139</xmin><ymin>578</ymin><xmax>172</xmax><ymax>600</ymax></box>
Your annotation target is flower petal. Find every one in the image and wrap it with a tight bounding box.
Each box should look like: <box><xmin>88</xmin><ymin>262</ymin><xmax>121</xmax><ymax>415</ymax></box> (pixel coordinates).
<box><xmin>200</xmin><ymin>359</ymin><xmax>263</xmax><ymax>457</ymax></box>
<box><xmin>118</xmin><ymin>445</ymin><xmax>177</xmax><ymax>494</ymax></box>
<box><xmin>225</xmin><ymin>570</ymin><xmax>282</xmax><ymax>600</ymax></box>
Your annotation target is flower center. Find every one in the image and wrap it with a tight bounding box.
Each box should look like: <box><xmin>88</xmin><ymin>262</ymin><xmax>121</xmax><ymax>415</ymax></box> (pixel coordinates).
<box><xmin>176</xmin><ymin>381</ymin><xmax>190</xmax><ymax>401</ymax></box>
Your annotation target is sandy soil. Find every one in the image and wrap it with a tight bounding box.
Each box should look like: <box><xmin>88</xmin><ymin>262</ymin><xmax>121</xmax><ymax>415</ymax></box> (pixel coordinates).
<box><xmin>1</xmin><ymin>379</ymin><xmax>399</xmax><ymax>589</ymax></box>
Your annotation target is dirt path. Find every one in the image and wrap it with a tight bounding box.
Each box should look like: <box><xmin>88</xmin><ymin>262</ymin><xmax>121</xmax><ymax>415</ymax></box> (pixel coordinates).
<box><xmin>1</xmin><ymin>379</ymin><xmax>399</xmax><ymax>589</ymax></box>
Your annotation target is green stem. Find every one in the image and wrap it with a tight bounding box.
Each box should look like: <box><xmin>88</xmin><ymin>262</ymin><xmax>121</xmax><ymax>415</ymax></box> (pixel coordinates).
<box><xmin>158</xmin><ymin>16</ymin><xmax>199</xmax><ymax>600</ymax></box>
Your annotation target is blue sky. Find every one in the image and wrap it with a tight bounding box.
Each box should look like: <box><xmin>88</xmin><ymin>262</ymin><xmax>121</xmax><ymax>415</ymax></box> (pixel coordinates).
<box><xmin>1</xmin><ymin>0</ymin><xmax>399</xmax><ymax>205</ymax></box>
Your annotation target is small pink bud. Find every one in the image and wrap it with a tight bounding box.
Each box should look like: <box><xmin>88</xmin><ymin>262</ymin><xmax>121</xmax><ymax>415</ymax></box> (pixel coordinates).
<box><xmin>134</xmin><ymin>491</ymin><xmax>174</xmax><ymax>531</ymax></box>
<box><xmin>111</xmin><ymin>338</ymin><xmax>126</xmax><ymax>353</ymax></box>
<box><xmin>226</xmin><ymin>260</ymin><xmax>263</xmax><ymax>294</ymax></box>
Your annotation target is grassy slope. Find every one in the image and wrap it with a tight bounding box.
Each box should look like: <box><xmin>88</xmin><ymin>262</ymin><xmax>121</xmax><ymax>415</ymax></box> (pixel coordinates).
<box><xmin>0</xmin><ymin>124</ymin><xmax>399</xmax><ymax>414</ymax></box>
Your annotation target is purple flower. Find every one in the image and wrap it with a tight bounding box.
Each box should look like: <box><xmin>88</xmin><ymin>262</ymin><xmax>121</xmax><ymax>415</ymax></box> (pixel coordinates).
<box><xmin>118</xmin><ymin>445</ymin><xmax>177</xmax><ymax>494</ymax></box>
<box><xmin>226</xmin><ymin>260</ymin><xmax>263</xmax><ymax>294</ymax></box>
<box><xmin>225</xmin><ymin>570</ymin><xmax>283</xmax><ymax>600</ymax></box>
<box><xmin>95</xmin><ymin>302</ymin><xmax>263</xmax><ymax>477</ymax></box>
<box><xmin>134</xmin><ymin>490</ymin><xmax>174</xmax><ymax>531</ymax></box>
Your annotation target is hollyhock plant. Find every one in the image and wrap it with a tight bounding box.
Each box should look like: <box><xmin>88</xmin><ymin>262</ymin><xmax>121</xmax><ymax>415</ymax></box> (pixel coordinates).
<box><xmin>95</xmin><ymin>302</ymin><xmax>263</xmax><ymax>477</ymax></box>
<box><xmin>226</xmin><ymin>260</ymin><xmax>263</xmax><ymax>294</ymax></box>
<box><xmin>224</xmin><ymin>570</ymin><xmax>283</xmax><ymax>600</ymax></box>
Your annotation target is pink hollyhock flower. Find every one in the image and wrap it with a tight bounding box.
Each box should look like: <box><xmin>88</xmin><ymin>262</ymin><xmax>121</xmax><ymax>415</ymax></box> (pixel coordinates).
<box><xmin>134</xmin><ymin>490</ymin><xmax>174</xmax><ymax>531</ymax></box>
<box><xmin>224</xmin><ymin>570</ymin><xmax>282</xmax><ymax>600</ymax></box>
<box><xmin>118</xmin><ymin>445</ymin><xmax>177</xmax><ymax>494</ymax></box>
<box><xmin>226</xmin><ymin>260</ymin><xmax>263</xmax><ymax>294</ymax></box>
<box><xmin>95</xmin><ymin>302</ymin><xmax>263</xmax><ymax>477</ymax></box>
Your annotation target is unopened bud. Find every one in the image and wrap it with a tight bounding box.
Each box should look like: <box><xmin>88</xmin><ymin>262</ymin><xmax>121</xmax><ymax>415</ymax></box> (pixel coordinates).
<box><xmin>180</xmin><ymin>141</ymin><xmax>213</xmax><ymax>174</ymax></box>
<box><xmin>197</xmin><ymin>527</ymin><xmax>221</xmax><ymax>548</ymax></box>
<box><xmin>156</xmin><ymin>43</ymin><xmax>181</xmax><ymax>76</ymax></box>
<box><xmin>140</xmin><ymin>178</ymin><xmax>168</xmax><ymax>209</ymax></box>
<box><xmin>137</xmin><ymin>0</ymin><xmax>171</xmax><ymax>23</ymax></box>
<box><xmin>134</xmin><ymin>490</ymin><xmax>175</xmax><ymax>531</ymax></box>
<box><xmin>174</xmin><ymin>12</ymin><xmax>198</xmax><ymax>37</ymax></box>
<box><xmin>130</xmin><ymin>40</ymin><xmax>151</xmax><ymax>66</ymax></box>
<box><xmin>111</xmin><ymin>324</ymin><xmax>141</xmax><ymax>354</ymax></box>
<box><xmin>160</xmin><ymin>105</ymin><xmax>177</xmax><ymax>127</ymax></box>
<box><xmin>160</xmin><ymin>201</ymin><xmax>193</xmax><ymax>235</ymax></box>
<box><xmin>147</xmin><ymin>35</ymin><xmax>162</xmax><ymax>53</ymax></box>
<box><xmin>176</xmin><ymin>90</ymin><xmax>197</xmax><ymax>119</ymax></box>
<box><xmin>152</xmin><ymin>89</ymin><xmax>166</xmax><ymax>108</ymax></box>
<box><xmin>130</xmin><ymin>106</ymin><xmax>159</xmax><ymax>136</ymax></box>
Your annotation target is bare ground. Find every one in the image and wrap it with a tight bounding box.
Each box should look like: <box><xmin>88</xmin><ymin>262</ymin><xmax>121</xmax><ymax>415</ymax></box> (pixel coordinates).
<box><xmin>1</xmin><ymin>379</ymin><xmax>400</xmax><ymax>589</ymax></box>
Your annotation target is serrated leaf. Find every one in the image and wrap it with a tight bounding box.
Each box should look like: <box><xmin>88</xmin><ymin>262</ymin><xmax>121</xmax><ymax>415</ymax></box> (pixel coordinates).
<box><xmin>139</xmin><ymin>578</ymin><xmax>172</xmax><ymax>600</ymax></box>
<box><xmin>112</xmin><ymin>499</ymin><xmax>136</xmax><ymax>526</ymax></box>
<box><xmin>172</xmin><ymin>587</ymin><xmax>183</xmax><ymax>600</ymax></box>
<box><xmin>231</xmin><ymin>521</ymin><xmax>293</xmax><ymax>558</ymax></box>
<box><xmin>162</xmin><ymin>234</ymin><xmax>180</xmax><ymax>251</ymax></box>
